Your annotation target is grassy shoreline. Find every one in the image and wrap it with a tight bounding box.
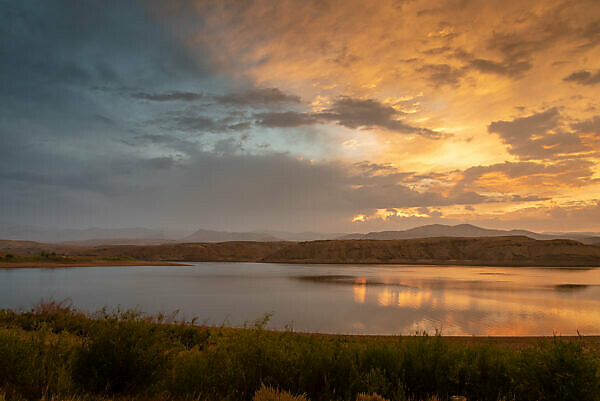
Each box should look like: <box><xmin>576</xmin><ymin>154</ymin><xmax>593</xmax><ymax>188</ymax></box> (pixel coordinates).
<box><xmin>1</xmin><ymin>303</ymin><xmax>599</xmax><ymax>401</ymax></box>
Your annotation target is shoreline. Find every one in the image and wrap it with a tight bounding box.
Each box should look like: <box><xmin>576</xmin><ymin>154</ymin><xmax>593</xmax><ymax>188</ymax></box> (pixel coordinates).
<box><xmin>2</xmin><ymin>259</ymin><xmax>599</xmax><ymax>268</ymax></box>
<box><xmin>0</xmin><ymin>260</ymin><xmax>188</xmax><ymax>268</ymax></box>
<box><xmin>198</xmin><ymin>326</ymin><xmax>600</xmax><ymax>348</ymax></box>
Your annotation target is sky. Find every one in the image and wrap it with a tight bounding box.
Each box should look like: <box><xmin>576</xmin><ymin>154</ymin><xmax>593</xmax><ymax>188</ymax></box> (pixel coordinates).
<box><xmin>1</xmin><ymin>0</ymin><xmax>600</xmax><ymax>234</ymax></box>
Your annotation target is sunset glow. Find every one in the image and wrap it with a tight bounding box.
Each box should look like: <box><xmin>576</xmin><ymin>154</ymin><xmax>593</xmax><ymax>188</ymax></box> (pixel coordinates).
<box><xmin>2</xmin><ymin>0</ymin><xmax>599</xmax><ymax>233</ymax></box>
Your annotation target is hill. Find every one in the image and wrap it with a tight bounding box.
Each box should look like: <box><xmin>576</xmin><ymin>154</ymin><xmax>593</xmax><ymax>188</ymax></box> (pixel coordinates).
<box><xmin>262</xmin><ymin>237</ymin><xmax>600</xmax><ymax>266</ymax></box>
<box><xmin>3</xmin><ymin>236</ymin><xmax>600</xmax><ymax>267</ymax></box>
<box><xmin>340</xmin><ymin>223</ymin><xmax>600</xmax><ymax>244</ymax></box>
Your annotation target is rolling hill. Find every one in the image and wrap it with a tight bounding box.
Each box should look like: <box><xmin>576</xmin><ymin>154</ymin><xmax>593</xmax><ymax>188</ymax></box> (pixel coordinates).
<box><xmin>340</xmin><ymin>224</ymin><xmax>600</xmax><ymax>244</ymax></box>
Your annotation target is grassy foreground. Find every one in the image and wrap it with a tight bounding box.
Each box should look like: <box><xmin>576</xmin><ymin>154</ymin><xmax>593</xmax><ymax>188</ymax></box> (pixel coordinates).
<box><xmin>1</xmin><ymin>302</ymin><xmax>599</xmax><ymax>401</ymax></box>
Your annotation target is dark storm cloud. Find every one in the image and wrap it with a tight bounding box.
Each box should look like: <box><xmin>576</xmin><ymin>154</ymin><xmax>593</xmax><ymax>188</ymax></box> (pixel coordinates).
<box><xmin>131</xmin><ymin>87</ymin><xmax>302</xmax><ymax>107</ymax></box>
<box><xmin>417</xmin><ymin>64</ymin><xmax>466</xmax><ymax>87</ymax></box>
<box><xmin>0</xmin><ymin>2</ymin><xmax>205</xmax><ymax>92</ymax></box>
<box><xmin>145</xmin><ymin>107</ymin><xmax>254</xmax><ymax>136</ymax></box>
<box><xmin>487</xmin><ymin>108</ymin><xmax>588</xmax><ymax>159</ymax></box>
<box><xmin>0</xmin><ymin>0</ymin><xmax>221</xmax><ymax>228</ymax></box>
<box><xmin>454</xmin><ymin>49</ymin><xmax>532</xmax><ymax>78</ymax></box>
<box><xmin>578</xmin><ymin>20</ymin><xmax>600</xmax><ymax>49</ymax></box>
<box><xmin>563</xmin><ymin>69</ymin><xmax>600</xmax><ymax>86</ymax></box>
<box><xmin>254</xmin><ymin>97</ymin><xmax>445</xmax><ymax>138</ymax></box>
<box><xmin>571</xmin><ymin>116</ymin><xmax>600</xmax><ymax>134</ymax></box>
<box><xmin>353</xmin><ymin>161</ymin><xmax>409</xmax><ymax>176</ymax></box>
<box><xmin>319</xmin><ymin>97</ymin><xmax>407</xmax><ymax>130</ymax></box>
<box><xmin>132</xmin><ymin>92</ymin><xmax>205</xmax><ymax>101</ymax></box>
<box><xmin>214</xmin><ymin>88</ymin><xmax>302</xmax><ymax>107</ymax></box>
<box><xmin>318</xmin><ymin>97</ymin><xmax>444</xmax><ymax>138</ymax></box>
<box><xmin>480</xmin><ymin>10</ymin><xmax>600</xmax><ymax>69</ymax></box>
<box><xmin>254</xmin><ymin>111</ymin><xmax>320</xmax><ymax>128</ymax></box>
<box><xmin>486</xmin><ymin>32</ymin><xmax>546</xmax><ymax>61</ymax></box>
<box><xmin>422</xmin><ymin>46</ymin><xmax>451</xmax><ymax>55</ymax></box>
<box><xmin>0</xmin><ymin>141</ymin><xmax>492</xmax><ymax>231</ymax></box>
<box><xmin>468</xmin><ymin>58</ymin><xmax>531</xmax><ymax>78</ymax></box>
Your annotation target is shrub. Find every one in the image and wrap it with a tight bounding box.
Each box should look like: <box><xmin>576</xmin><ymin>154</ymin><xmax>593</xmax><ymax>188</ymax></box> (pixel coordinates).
<box><xmin>355</xmin><ymin>393</ymin><xmax>390</xmax><ymax>401</ymax></box>
<box><xmin>0</xmin><ymin>327</ymin><xmax>74</xmax><ymax>399</ymax></box>
<box><xmin>71</xmin><ymin>317</ymin><xmax>174</xmax><ymax>395</ymax></box>
<box><xmin>253</xmin><ymin>384</ymin><xmax>308</xmax><ymax>401</ymax></box>
<box><xmin>513</xmin><ymin>337</ymin><xmax>600</xmax><ymax>401</ymax></box>
<box><xmin>3</xmin><ymin>306</ymin><xmax>600</xmax><ymax>401</ymax></box>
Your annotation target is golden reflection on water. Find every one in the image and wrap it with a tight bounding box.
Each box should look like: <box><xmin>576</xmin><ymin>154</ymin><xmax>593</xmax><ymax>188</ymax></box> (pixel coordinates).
<box><xmin>348</xmin><ymin>265</ymin><xmax>600</xmax><ymax>335</ymax></box>
<box><xmin>352</xmin><ymin>279</ymin><xmax>366</xmax><ymax>304</ymax></box>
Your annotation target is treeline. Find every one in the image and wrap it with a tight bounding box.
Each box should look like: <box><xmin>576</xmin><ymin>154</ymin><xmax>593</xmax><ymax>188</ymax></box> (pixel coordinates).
<box><xmin>0</xmin><ymin>302</ymin><xmax>599</xmax><ymax>401</ymax></box>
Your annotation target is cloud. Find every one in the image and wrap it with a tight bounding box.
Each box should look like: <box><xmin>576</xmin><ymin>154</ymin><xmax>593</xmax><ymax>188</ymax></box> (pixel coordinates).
<box><xmin>453</xmin><ymin>48</ymin><xmax>532</xmax><ymax>78</ymax></box>
<box><xmin>0</xmin><ymin>143</ymin><xmax>493</xmax><ymax>231</ymax></box>
<box><xmin>131</xmin><ymin>87</ymin><xmax>302</xmax><ymax>108</ymax></box>
<box><xmin>422</xmin><ymin>46</ymin><xmax>451</xmax><ymax>55</ymax></box>
<box><xmin>319</xmin><ymin>97</ymin><xmax>445</xmax><ymax>139</ymax></box>
<box><xmin>563</xmin><ymin>69</ymin><xmax>600</xmax><ymax>86</ymax></box>
<box><xmin>487</xmin><ymin>108</ymin><xmax>588</xmax><ymax>159</ymax></box>
<box><xmin>132</xmin><ymin>92</ymin><xmax>204</xmax><ymax>101</ymax></box>
<box><xmin>319</xmin><ymin>97</ymin><xmax>405</xmax><ymax>129</ymax></box>
<box><xmin>255</xmin><ymin>97</ymin><xmax>445</xmax><ymax>138</ymax></box>
<box><xmin>2</xmin><ymin>0</ymin><xmax>600</xmax><ymax>233</ymax></box>
<box><xmin>571</xmin><ymin>115</ymin><xmax>600</xmax><ymax>134</ymax></box>
<box><xmin>254</xmin><ymin>111</ymin><xmax>320</xmax><ymax>128</ymax></box>
<box><xmin>486</xmin><ymin>32</ymin><xmax>546</xmax><ymax>62</ymax></box>
<box><xmin>214</xmin><ymin>87</ymin><xmax>301</xmax><ymax>107</ymax></box>
<box><xmin>578</xmin><ymin>20</ymin><xmax>600</xmax><ymax>49</ymax></box>
<box><xmin>417</xmin><ymin>64</ymin><xmax>465</xmax><ymax>87</ymax></box>
<box><xmin>458</xmin><ymin>160</ymin><xmax>597</xmax><ymax>190</ymax></box>
<box><xmin>149</xmin><ymin>109</ymin><xmax>253</xmax><ymax>135</ymax></box>
<box><xmin>468</xmin><ymin>58</ymin><xmax>531</xmax><ymax>78</ymax></box>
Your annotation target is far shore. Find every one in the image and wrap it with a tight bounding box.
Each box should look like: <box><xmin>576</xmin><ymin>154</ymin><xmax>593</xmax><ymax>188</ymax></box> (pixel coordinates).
<box><xmin>0</xmin><ymin>260</ymin><xmax>187</xmax><ymax>268</ymax></box>
<box><xmin>2</xmin><ymin>236</ymin><xmax>600</xmax><ymax>267</ymax></box>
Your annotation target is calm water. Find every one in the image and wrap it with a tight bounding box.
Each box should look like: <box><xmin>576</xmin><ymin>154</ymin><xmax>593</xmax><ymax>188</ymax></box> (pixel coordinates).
<box><xmin>2</xmin><ymin>263</ymin><xmax>600</xmax><ymax>336</ymax></box>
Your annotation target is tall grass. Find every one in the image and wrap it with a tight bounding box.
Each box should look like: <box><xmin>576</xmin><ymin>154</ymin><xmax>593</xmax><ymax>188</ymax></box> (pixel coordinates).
<box><xmin>1</xmin><ymin>302</ymin><xmax>599</xmax><ymax>401</ymax></box>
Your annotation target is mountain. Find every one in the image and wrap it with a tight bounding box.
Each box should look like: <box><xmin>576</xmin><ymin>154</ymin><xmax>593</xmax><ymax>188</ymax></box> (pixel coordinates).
<box><xmin>338</xmin><ymin>223</ymin><xmax>600</xmax><ymax>243</ymax></box>
<box><xmin>183</xmin><ymin>229</ymin><xmax>280</xmax><ymax>242</ymax></box>
<box><xmin>258</xmin><ymin>231</ymin><xmax>346</xmax><ymax>241</ymax></box>
<box><xmin>58</xmin><ymin>238</ymin><xmax>178</xmax><ymax>246</ymax></box>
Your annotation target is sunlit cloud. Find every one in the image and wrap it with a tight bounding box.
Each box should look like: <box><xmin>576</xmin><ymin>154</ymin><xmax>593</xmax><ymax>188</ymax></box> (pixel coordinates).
<box><xmin>1</xmin><ymin>0</ymin><xmax>599</xmax><ymax>232</ymax></box>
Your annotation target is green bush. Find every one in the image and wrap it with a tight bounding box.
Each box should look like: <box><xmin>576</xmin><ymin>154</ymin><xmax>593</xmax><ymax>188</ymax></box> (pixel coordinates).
<box><xmin>514</xmin><ymin>337</ymin><xmax>600</xmax><ymax>401</ymax></box>
<box><xmin>71</xmin><ymin>316</ymin><xmax>174</xmax><ymax>395</ymax></box>
<box><xmin>0</xmin><ymin>327</ymin><xmax>74</xmax><ymax>399</ymax></box>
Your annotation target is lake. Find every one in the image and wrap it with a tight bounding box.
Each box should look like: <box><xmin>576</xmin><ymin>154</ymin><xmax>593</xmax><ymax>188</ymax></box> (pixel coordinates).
<box><xmin>2</xmin><ymin>262</ymin><xmax>600</xmax><ymax>336</ymax></box>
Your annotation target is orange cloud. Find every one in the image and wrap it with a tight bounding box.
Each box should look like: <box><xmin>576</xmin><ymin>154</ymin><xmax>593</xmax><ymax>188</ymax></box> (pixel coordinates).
<box><xmin>152</xmin><ymin>0</ymin><xmax>600</xmax><ymax>230</ymax></box>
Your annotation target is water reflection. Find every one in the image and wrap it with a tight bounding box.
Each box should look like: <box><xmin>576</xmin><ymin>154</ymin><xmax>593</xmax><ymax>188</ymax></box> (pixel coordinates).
<box><xmin>1</xmin><ymin>263</ymin><xmax>600</xmax><ymax>336</ymax></box>
<box><xmin>352</xmin><ymin>279</ymin><xmax>366</xmax><ymax>303</ymax></box>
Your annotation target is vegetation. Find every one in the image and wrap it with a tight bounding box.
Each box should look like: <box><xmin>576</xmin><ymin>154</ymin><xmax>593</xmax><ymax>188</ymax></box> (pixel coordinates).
<box><xmin>0</xmin><ymin>302</ymin><xmax>599</xmax><ymax>401</ymax></box>
<box><xmin>0</xmin><ymin>252</ymin><xmax>161</xmax><ymax>267</ymax></box>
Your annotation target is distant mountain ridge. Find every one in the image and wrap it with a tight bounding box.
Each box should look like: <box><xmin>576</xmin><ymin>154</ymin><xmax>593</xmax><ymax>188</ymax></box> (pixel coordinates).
<box><xmin>2</xmin><ymin>223</ymin><xmax>599</xmax><ymax>246</ymax></box>
<box><xmin>183</xmin><ymin>229</ymin><xmax>279</xmax><ymax>242</ymax></box>
<box><xmin>339</xmin><ymin>224</ymin><xmax>600</xmax><ymax>244</ymax></box>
